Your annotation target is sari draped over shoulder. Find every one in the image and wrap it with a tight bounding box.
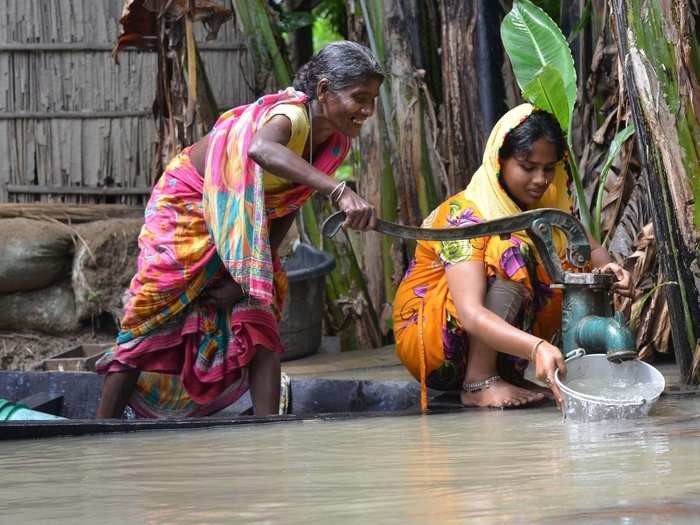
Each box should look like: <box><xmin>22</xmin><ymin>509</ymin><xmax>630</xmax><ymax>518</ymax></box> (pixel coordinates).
<box><xmin>96</xmin><ymin>88</ymin><xmax>350</xmax><ymax>417</ymax></box>
<box><xmin>392</xmin><ymin>103</ymin><xmax>576</xmax><ymax>408</ymax></box>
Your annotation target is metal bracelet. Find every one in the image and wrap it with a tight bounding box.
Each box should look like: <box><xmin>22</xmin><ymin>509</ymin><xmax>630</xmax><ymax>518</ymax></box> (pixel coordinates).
<box><xmin>329</xmin><ymin>181</ymin><xmax>346</xmax><ymax>203</ymax></box>
<box><xmin>462</xmin><ymin>374</ymin><xmax>501</xmax><ymax>393</ymax></box>
<box><xmin>530</xmin><ymin>339</ymin><xmax>545</xmax><ymax>363</ymax></box>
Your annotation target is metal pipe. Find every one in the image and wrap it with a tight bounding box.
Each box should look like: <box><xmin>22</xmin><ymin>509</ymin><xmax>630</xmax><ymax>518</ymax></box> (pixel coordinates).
<box><xmin>576</xmin><ymin>313</ymin><xmax>637</xmax><ymax>362</ymax></box>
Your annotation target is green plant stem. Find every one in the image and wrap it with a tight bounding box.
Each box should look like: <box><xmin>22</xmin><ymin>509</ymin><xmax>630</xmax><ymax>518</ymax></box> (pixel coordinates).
<box><xmin>566</xmin><ymin>141</ymin><xmax>592</xmax><ymax>233</ymax></box>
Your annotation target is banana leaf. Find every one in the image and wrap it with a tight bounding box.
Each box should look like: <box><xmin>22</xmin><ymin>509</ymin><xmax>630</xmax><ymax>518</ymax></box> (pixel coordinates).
<box><xmin>501</xmin><ymin>0</ymin><xmax>577</xmax><ymax>121</ymax></box>
<box><xmin>522</xmin><ymin>64</ymin><xmax>570</xmax><ymax>133</ymax></box>
<box><xmin>502</xmin><ymin>0</ymin><xmax>591</xmax><ymax>231</ymax></box>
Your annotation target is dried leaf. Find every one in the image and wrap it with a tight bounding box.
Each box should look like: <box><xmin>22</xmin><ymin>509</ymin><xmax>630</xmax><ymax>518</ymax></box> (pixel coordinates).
<box><xmin>608</xmin><ymin>182</ymin><xmax>649</xmax><ymax>257</ymax></box>
<box><xmin>114</xmin><ymin>0</ymin><xmax>232</xmax><ymax>60</ymax></box>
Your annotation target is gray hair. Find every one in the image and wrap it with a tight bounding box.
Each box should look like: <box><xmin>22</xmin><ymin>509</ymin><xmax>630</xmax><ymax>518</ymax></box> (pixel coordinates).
<box><xmin>293</xmin><ymin>41</ymin><xmax>384</xmax><ymax>99</ymax></box>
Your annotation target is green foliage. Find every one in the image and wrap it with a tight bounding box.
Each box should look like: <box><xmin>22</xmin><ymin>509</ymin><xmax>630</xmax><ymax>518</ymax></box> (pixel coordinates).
<box><xmin>567</xmin><ymin>0</ymin><xmax>592</xmax><ymax>43</ymax></box>
<box><xmin>313</xmin><ymin>0</ymin><xmax>347</xmax><ymax>37</ymax></box>
<box><xmin>522</xmin><ymin>64</ymin><xmax>570</xmax><ymax>132</ymax></box>
<box><xmin>501</xmin><ymin>0</ymin><xmax>577</xmax><ymax>119</ymax></box>
<box><xmin>87</xmin><ymin>291</ymin><xmax>103</xmax><ymax>304</ymax></box>
<box><xmin>502</xmin><ymin>0</ymin><xmax>592</xmax><ymax>232</ymax></box>
<box><xmin>333</xmin><ymin>161</ymin><xmax>354</xmax><ymax>182</ymax></box>
<box><xmin>592</xmin><ymin>123</ymin><xmax>636</xmax><ymax>242</ymax></box>
<box><xmin>278</xmin><ymin>11</ymin><xmax>314</xmax><ymax>33</ymax></box>
<box><xmin>313</xmin><ymin>14</ymin><xmax>344</xmax><ymax>53</ymax></box>
<box><xmin>630</xmin><ymin>281</ymin><xmax>677</xmax><ymax>329</ymax></box>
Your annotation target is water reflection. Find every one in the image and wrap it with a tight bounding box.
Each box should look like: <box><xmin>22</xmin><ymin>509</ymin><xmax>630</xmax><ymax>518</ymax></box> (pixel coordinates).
<box><xmin>2</xmin><ymin>397</ymin><xmax>700</xmax><ymax>524</ymax></box>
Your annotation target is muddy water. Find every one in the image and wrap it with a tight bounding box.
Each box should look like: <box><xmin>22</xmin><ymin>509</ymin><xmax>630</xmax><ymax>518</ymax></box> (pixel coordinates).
<box><xmin>3</xmin><ymin>398</ymin><xmax>700</xmax><ymax>524</ymax></box>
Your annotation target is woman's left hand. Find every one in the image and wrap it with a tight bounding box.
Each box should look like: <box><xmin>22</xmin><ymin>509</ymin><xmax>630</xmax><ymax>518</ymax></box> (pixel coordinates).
<box><xmin>200</xmin><ymin>278</ymin><xmax>246</xmax><ymax>308</ymax></box>
<box><xmin>597</xmin><ymin>262</ymin><xmax>634</xmax><ymax>298</ymax></box>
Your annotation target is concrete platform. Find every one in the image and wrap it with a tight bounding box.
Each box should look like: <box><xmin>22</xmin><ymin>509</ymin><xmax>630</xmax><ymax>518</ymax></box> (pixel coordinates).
<box><xmin>282</xmin><ymin>341</ymin><xmax>411</xmax><ymax>382</ymax></box>
<box><xmin>282</xmin><ymin>340</ymin><xmax>693</xmax><ymax>394</ymax></box>
<box><xmin>0</xmin><ymin>338</ymin><xmax>700</xmax><ymax>439</ymax></box>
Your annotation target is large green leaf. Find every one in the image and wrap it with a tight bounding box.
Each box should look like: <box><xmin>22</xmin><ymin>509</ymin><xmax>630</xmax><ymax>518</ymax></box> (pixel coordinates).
<box><xmin>501</xmin><ymin>0</ymin><xmax>577</xmax><ymax>116</ymax></box>
<box><xmin>522</xmin><ymin>65</ymin><xmax>570</xmax><ymax>133</ymax></box>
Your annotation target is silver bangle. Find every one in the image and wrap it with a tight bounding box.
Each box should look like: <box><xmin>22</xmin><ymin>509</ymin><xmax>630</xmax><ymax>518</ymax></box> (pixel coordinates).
<box><xmin>329</xmin><ymin>181</ymin><xmax>346</xmax><ymax>203</ymax></box>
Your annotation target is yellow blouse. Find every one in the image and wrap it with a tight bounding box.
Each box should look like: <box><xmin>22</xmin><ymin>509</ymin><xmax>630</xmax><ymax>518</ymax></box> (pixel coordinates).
<box><xmin>260</xmin><ymin>103</ymin><xmax>310</xmax><ymax>193</ymax></box>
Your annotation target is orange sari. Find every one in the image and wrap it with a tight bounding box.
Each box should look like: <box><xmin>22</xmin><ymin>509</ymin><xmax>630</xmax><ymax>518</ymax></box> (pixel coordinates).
<box><xmin>393</xmin><ymin>104</ymin><xmax>575</xmax><ymax>409</ymax></box>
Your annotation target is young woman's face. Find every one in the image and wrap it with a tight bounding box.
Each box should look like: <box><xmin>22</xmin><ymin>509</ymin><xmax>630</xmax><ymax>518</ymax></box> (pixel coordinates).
<box><xmin>500</xmin><ymin>138</ymin><xmax>559</xmax><ymax>207</ymax></box>
<box><xmin>318</xmin><ymin>77</ymin><xmax>382</xmax><ymax>137</ymax></box>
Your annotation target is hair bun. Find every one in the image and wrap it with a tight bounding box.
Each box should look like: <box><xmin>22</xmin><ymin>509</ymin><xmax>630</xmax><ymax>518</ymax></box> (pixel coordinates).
<box><xmin>293</xmin><ymin>62</ymin><xmax>313</xmax><ymax>96</ymax></box>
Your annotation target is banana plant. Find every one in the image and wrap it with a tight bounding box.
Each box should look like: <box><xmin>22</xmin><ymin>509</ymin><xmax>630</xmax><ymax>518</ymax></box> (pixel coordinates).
<box><xmin>502</xmin><ymin>0</ymin><xmax>639</xmax><ymax>243</ymax></box>
<box><xmin>501</xmin><ymin>0</ymin><xmax>590</xmax><ymax>230</ymax></box>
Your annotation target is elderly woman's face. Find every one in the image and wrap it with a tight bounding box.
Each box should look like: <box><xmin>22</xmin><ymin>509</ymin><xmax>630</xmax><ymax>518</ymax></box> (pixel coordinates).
<box><xmin>318</xmin><ymin>77</ymin><xmax>382</xmax><ymax>137</ymax></box>
<box><xmin>500</xmin><ymin>138</ymin><xmax>558</xmax><ymax>207</ymax></box>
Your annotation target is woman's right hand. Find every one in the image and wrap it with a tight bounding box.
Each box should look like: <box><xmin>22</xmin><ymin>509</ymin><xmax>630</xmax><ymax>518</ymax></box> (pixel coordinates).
<box><xmin>336</xmin><ymin>187</ymin><xmax>377</xmax><ymax>231</ymax></box>
<box><xmin>533</xmin><ymin>341</ymin><xmax>567</xmax><ymax>408</ymax></box>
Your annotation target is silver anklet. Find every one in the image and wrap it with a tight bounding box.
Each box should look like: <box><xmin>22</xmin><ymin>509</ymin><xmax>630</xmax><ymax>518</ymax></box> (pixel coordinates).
<box><xmin>462</xmin><ymin>375</ymin><xmax>501</xmax><ymax>393</ymax></box>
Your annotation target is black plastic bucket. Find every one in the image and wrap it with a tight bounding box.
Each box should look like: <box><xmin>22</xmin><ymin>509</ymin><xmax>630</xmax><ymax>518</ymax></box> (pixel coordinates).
<box><xmin>280</xmin><ymin>243</ymin><xmax>335</xmax><ymax>361</ymax></box>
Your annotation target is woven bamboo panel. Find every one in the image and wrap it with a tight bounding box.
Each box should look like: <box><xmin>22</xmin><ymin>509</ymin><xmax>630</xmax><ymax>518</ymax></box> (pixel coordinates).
<box><xmin>0</xmin><ymin>0</ymin><xmax>254</xmax><ymax>204</ymax></box>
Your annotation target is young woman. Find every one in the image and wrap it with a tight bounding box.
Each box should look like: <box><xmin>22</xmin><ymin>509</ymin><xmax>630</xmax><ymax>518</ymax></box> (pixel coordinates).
<box><xmin>393</xmin><ymin>104</ymin><xmax>633</xmax><ymax>409</ymax></box>
<box><xmin>96</xmin><ymin>41</ymin><xmax>383</xmax><ymax>418</ymax></box>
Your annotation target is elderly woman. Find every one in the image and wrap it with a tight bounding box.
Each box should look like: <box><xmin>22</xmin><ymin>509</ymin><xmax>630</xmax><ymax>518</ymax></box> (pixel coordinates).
<box><xmin>393</xmin><ymin>104</ymin><xmax>633</xmax><ymax>409</ymax></box>
<box><xmin>96</xmin><ymin>41</ymin><xmax>383</xmax><ymax>418</ymax></box>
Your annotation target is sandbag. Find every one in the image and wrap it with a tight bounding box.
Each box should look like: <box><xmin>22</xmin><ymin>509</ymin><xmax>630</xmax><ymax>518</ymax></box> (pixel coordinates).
<box><xmin>0</xmin><ymin>218</ymin><xmax>73</xmax><ymax>293</ymax></box>
<box><xmin>0</xmin><ymin>279</ymin><xmax>79</xmax><ymax>334</ymax></box>
<box><xmin>71</xmin><ymin>218</ymin><xmax>143</xmax><ymax>322</ymax></box>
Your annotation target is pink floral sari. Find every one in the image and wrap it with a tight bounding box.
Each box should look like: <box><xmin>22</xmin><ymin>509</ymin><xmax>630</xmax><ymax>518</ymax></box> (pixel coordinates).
<box><xmin>96</xmin><ymin>88</ymin><xmax>350</xmax><ymax>417</ymax></box>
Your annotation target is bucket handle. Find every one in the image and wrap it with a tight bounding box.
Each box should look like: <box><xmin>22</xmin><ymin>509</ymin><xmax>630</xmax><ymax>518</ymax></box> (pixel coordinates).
<box><xmin>564</xmin><ymin>348</ymin><xmax>586</xmax><ymax>362</ymax></box>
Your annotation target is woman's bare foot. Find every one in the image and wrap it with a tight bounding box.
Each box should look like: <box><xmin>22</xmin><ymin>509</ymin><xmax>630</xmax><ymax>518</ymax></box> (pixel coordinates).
<box><xmin>516</xmin><ymin>377</ymin><xmax>554</xmax><ymax>399</ymax></box>
<box><xmin>460</xmin><ymin>377</ymin><xmax>546</xmax><ymax>408</ymax></box>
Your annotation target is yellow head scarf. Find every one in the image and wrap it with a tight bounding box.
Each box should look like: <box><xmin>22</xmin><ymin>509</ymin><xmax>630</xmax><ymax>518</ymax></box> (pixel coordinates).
<box><xmin>463</xmin><ymin>103</ymin><xmax>573</xmax><ymax>254</ymax></box>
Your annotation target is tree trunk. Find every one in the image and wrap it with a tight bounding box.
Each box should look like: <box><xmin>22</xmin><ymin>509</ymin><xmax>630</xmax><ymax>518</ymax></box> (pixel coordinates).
<box><xmin>439</xmin><ymin>0</ymin><xmax>507</xmax><ymax>193</ymax></box>
<box><xmin>439</xmin><ymin>0</ymin><xmax>482</xmax><ymax>194</ymax></box>
<box><xmin>476</xmin><ymin>0</ymin><xmax>508</xmax><ymax>133</ymax></box>
<box><xmin>348</xmin><ymin>2</ymin><xmax>402</xmax><ymax>338</ymax></box>
<box><xmin>382</xmin><ymin>0</ymin><xmax>443</xmax><ymax>225</ymax></box>
<box><xmin>611</xmin><ymin>0</ymin><xmax>700</xmax><ymax>382</ymax></box>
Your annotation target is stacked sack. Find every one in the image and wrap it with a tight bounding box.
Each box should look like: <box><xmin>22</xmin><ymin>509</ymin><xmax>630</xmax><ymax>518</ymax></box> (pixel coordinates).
<box><xmin>71</xmin><ymin>218</ymin><xmax>143</xmax><ymax>325</ymax></box>
<box><xmin>0</xmin><ymin>219</ymin><xmax>77</xmax><ymax>333</ymax></box>
<box><xmin>0</xmin><ymin>218</ymin><xmax>142</xmax><ymax>334</ymax></box>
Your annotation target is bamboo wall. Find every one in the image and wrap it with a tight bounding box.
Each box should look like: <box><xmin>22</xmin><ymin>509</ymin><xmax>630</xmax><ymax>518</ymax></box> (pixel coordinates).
<box><xmin>0</xmin><ymin>0</ymin><xmax>254</xmax><ymax>204</ymax></box>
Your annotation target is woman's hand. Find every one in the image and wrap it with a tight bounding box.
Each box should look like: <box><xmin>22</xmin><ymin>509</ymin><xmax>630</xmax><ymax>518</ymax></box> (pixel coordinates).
<box><xmin>597</xmin><ymin>262</ymin><xmax>634</xmax><ymax>298</ymax></box>
<box><xmin>200</xmin><ymin>278</ymin><xmax>246</xmax><ymax>309</ymax></box>
<box><xmin>336</xmin><ymin>187</ymin><xmax>377</xmax><ymax>231</ymax></box>
<box><xmin>533</xmin><ymin>341</ymin><xmax>567</xmax><ymax>408</ymax></box>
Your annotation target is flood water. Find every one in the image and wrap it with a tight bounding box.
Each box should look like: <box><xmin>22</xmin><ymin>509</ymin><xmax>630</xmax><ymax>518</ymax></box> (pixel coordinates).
<box><xmin>2</xmin><ymin>397</ymin><xmax>700</xmax><ymax>524</ymax></box>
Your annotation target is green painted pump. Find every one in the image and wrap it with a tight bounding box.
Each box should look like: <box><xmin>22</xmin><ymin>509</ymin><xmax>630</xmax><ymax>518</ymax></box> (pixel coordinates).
<box><xmin>322</xmin><ymin>208</ymin><xmax>637</xmax><ymax>362</ymax></box>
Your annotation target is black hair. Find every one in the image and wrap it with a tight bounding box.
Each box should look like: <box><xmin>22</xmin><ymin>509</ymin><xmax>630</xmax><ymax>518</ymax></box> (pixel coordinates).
<box><xmin>498</xmin><ymin>110</ymin><xmax>566</xmax><ymax>161</ymax></box>
<box><xmin>293</xmin><ymin>41</ymin><xmax>384</xmax><ymax>100</ymax></box>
